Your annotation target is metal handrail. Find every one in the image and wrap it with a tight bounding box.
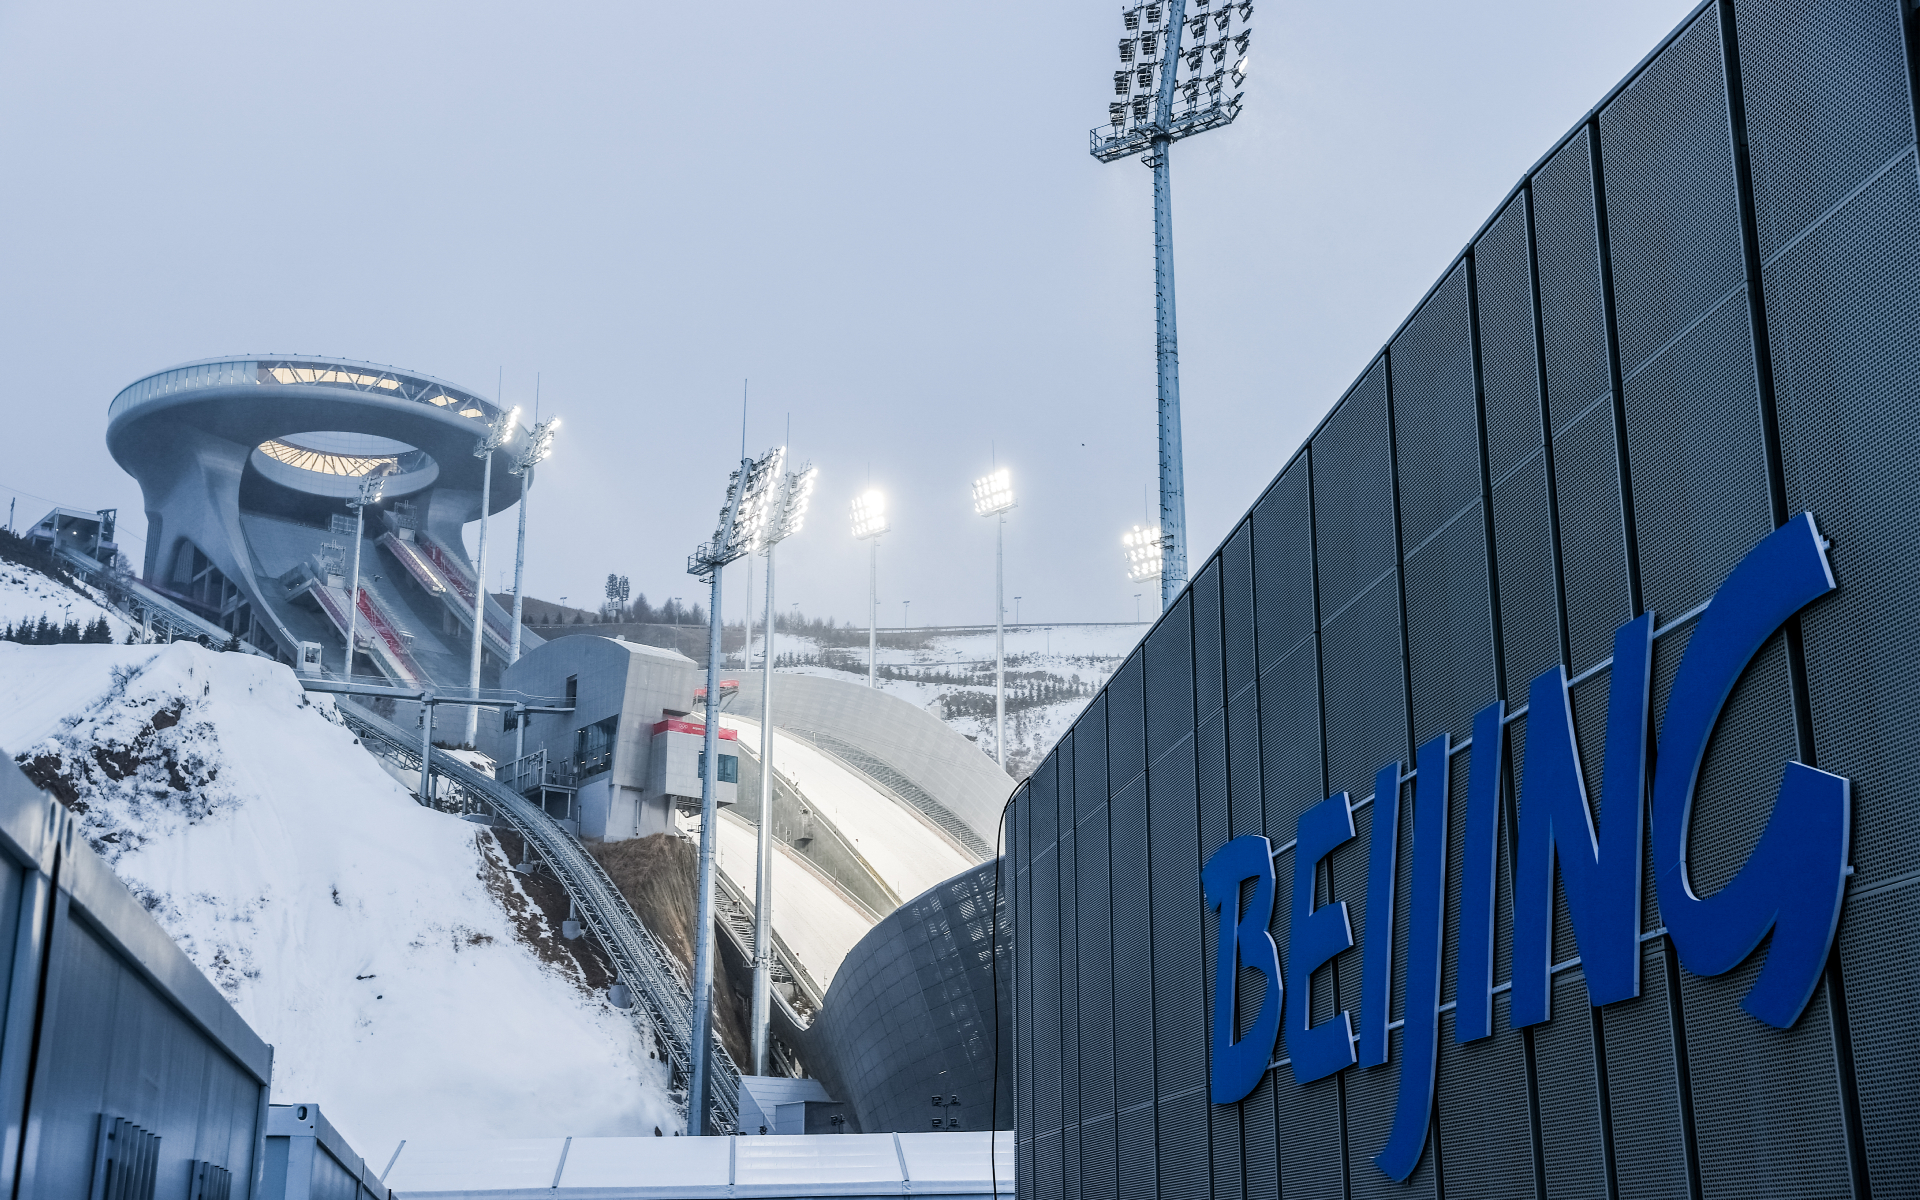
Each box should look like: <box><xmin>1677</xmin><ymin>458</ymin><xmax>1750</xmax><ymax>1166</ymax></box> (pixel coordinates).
<box><xmin>333</xmin><ymin>701</ymin><xmax>743</xmax><ymax>1132</ymax></box>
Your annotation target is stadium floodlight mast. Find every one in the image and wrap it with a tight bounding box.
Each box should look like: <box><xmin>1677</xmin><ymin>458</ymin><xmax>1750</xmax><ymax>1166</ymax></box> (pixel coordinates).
<box><xmin>506</xmin><ymin>414</ymin><xmax>560</xmax><ymax>665</ymax></box>
<box><xmin>972</xmin><ymin>468</ymin><xmax>1016</xmax><ymax>770</ymax></box>
<box><xmin>465</xmin><ymin>406</ymin><xmax>520</xmax><ymax>744</ymax></box>
<box><xmin>685</xmin><ymin>443</ymin><xmax>784</xmax><ymax>1133</ymax></box>
<box><xmin>342</xmin><ymin>470</ymin><xmax>389</xmax><ymax>680</ymax></box>
<box><xmin>850</xmin><ymin>490</ymin><xmax>890</xmax><ymax>687</ymax></box>
<box><xmin>748</xmin><ymin>449</ymin><xmax>817</xmax><ymax>1078</ymax></box>
<box><xmin>1092</xmin><ymin>0</ymin><xmax>1252</xmax><ymax>608</ymax></box>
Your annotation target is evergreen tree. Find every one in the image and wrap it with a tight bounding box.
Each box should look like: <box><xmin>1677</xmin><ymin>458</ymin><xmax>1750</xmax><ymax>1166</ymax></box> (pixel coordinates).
<box><xmin>58</xmin><ymin>619</ymin><xmax>81</xmax><ymax>644</ymax></box>
<box><xmin>32</xmin><ymin>616</ymin><xmax>51</xmax><ymax>645</ymax></box>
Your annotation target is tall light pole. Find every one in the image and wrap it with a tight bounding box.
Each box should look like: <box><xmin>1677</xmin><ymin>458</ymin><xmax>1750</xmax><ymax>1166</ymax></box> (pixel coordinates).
<box><xmin>506</xmin><ymin>415</ymin><xmax>560</xmax><ymax>665</ymax></box>
<box><xmin>686</xmin><ymin>445</ymin><xmax>782</xmax><ymax>1133</ymax></box>
<box><xmin>972</xmin><ymin>468</ymin><xmax>1015</xmax><ymax>770</ymax></box>
<box><xmin>342</xmin><ymin>471</ymin><xmax>388</xmax><ymax>679</ymax></box>
<box><xmin>1092</xmin><ymin>0</ymin><xmax>1251</xmax><ymax>608</ymax></box>
<box><xmin>465</xmin><ymin>406</ymin><xmax>519</xmax><ymax>744</ymax></box>
<box><xmin>749</xmin><ymin>449</ymin><xmax>816</xmax><ymax>1076</ymax></box>
<box><xmin>850</xmin><ymin>490</ymin><xmax>889</xmax><ymax>688</ymax></box>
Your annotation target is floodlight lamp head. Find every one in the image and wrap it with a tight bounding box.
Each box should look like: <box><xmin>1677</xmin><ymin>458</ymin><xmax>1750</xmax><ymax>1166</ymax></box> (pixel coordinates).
<box><xmin>512</xmin><ymin>415</ymin><xmax>560</xmax><ymax>474</ymax></box>
<box><xmin>352</xmin><ymin>473</ymin><xmax>386</xmax><ymax>509</ymax></box>
<box><xmin>972</xmin><ymin>468</ymin><xmax>1015</xmax><ymax>517</ymax></box>
<box><xmin>1231</xmin><ymin>55</ymin><xmax>1248</xmax><ymax>85</ymax></box>
<box><xmin>851</xmin><ymin>489</ymin><xmax>890</xmax><ymax>540</ymax></box>
<box><xmin>779</xmin><ymin>465</ymin><xmax>818</xmax><ymax>542</ymax></box>
<box><xmin>1124</xmin><ymin>523</ymin><xmax>1164</xmax><ymax>583</ymax></box>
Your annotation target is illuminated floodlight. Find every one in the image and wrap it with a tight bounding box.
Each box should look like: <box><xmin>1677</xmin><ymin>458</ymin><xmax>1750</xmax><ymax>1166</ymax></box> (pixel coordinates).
<box><xmin>762</xmin><ymin>462</ymin><xmax>817</xmax><ymax>549</ymax></box>
<box><xmin>851</xmin><ymin>490</ymin><xmax>889</xmax><ymax>540</ymax></box>
<box><xmin>1124</xmin><ymin>524</ymin><xmax>1164</xmax><ymax>583</ymax></box>
<box><xmin>972</xmin><ymin>468</ymin><xmax>1015</xmax><ymax>517</ymax></box>
<box><xmin>511</xmin><ymin>416</ymin><xmax>560</xmax><ymax>476</ymax></box>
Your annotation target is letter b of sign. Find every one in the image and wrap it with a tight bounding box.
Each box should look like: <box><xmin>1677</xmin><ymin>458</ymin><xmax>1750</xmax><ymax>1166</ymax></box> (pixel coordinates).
<box><xmin>1201</xmin><ymin>836</ymin><xmax>1284</xmax><ymax>1104</ymax></box>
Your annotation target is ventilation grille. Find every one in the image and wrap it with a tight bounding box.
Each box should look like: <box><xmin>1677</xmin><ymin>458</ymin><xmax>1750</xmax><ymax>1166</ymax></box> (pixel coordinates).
<box><xmin>189</xmin><ymin>1162</ymin><xmax>232</xmax><ymax>1200</ymax></box>
<box><xmin>91</xmin><ymin>1116</ymin><xmax>160</xmax><ymax>1200</ymax></box>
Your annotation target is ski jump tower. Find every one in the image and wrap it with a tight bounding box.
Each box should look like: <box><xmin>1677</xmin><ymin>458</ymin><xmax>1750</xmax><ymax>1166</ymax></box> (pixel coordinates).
<box><xmin>106</xmin><ymin>356</ymin><xmax>539</xmax><ymax>685</ymax></box>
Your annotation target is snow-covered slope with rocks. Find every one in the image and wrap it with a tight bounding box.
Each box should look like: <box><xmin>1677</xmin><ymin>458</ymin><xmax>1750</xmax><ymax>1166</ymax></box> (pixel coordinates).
<box><xmin>0</xmin><ymin>641</ymin><xmax>675</xmax><ymax>1156</ymax></box>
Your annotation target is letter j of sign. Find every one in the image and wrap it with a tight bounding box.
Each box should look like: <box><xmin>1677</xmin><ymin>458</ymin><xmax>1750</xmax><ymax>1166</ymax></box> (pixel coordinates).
<box><xmin>1201</xmin><ymin>835</ymin><xmax>1285</xmax><ymax>1104</ymax></box>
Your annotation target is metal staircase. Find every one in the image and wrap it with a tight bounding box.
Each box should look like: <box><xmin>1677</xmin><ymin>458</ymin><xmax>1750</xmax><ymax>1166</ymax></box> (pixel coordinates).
<box><xmin>331</xmin><ymin>700</ymin><xmax>744</xmax><ymax>1133</ymax></box>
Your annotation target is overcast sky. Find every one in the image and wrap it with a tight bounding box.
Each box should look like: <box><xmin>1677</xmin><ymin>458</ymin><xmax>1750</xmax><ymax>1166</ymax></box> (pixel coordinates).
<box><xmin>0</xmin><ymin>0</ymin><xmax>1697</xmax><ymax>631</ymax></box>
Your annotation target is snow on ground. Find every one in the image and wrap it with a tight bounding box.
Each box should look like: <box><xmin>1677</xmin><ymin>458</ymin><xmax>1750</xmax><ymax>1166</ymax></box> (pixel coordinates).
<box><xmin>0</xmin><ymin>560</ymin><xmax>135</xmax><ymax>641</ymax></box>
<box><xmin>735</xmin><ymin>623</ymin><xmax>1145</xmax><ymax>780</ymax></box>
<box><xmin>721</xmin><ymin>713</ymin><xmax>974</xmax><ymax>903</ymax></box>
<box><xmin>0</xmin><ymin>642</ymin><xmax>675</xmax><ymax>1154</ymax></box>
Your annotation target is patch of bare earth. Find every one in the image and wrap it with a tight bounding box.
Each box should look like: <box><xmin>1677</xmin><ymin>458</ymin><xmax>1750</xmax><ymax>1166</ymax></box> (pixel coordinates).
<box><xmin>586</xmin><ymin>834</ymin><xmax>753</xmax><ymax>1071</ymax></box>
<box><xmin>485</xmin><ymin>828</ymin><xmax>615</xmax><ymax>991</ymax></box>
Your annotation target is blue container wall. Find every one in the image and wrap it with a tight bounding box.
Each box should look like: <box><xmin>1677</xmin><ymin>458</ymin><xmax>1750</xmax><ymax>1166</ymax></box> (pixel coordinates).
<box><xmin>1009</xmin><ymin>1</ymin><xmax>1920</xmax><ymax>1197</ymax></box>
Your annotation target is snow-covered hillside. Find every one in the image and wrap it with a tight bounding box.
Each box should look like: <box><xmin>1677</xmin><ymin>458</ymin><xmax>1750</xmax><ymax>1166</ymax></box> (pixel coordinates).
<box><xmin>0</xmin><ymin>642</ymin><xmax>675</xmax><ymax>1155</ymax></box>
<box><xmin>0</xmin><ymin>559</ymin><xmax>134</xmax><ymax>642</ymax></box>
<box><xmin>734</xmin><ymin>623</ymin><xmax>1145</xmax><ymax>780</ymax></box>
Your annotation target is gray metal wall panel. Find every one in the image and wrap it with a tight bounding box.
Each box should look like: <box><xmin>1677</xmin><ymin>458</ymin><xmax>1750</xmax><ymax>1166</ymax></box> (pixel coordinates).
<box><xmin>1242</xmin><ymin>1074</ymin><xmax>1276</xmax><ymax>1200</ymax></box>
<box><xmin>1198</xmin><ymin>714</ymin><xmax>1229</xmax><ymax>877</ymax></box>
<box><xmin>1680</xmin><ymin>960</ymin><xmax>1851</xmax><ymax>1200</ymax></box>
<box><xmin>1109</xmin><ymin>657</ymin><xmax>1147</xmax><ymax>792</ymax></box>
<box><xmin>1109</xmin><ymin>776</ymin><xmax>1155</xmax><ymax>1114</ymax></box>
<box><xmin>1548</xmin><ymin>403</ymin><xmax>1632</xmax><ymax>674</ymax></box>
<box><xmin>1274</xmin><ymin>1073</ymin><xmax>1345</xmax><ymax>1200</ymax></box>
<box><xmin>1765</xmin><ymin>156</ymin><xmax>1920</xmax><ymax>888</ymax></box>
<box><xmin>1073</xmin><ymin>796</ymin><xmax>1115</xmax><ymax>1125</ymax></box>
<box><xmin>1226</xmin><ymin>688</ymin><xmax>1263</xmax><ymax>839</ymax></box>
<box><xmin>1390</xmin><ymin>265</ymin><xmax>1482</xmax><ymax>551</ymax></box>
<box><xmin>1478</xmin><ymin>197</ymin><xmax>1547</xmax><ymax>481</ymax></box>
<box><xmin>1147</xmin><ymin>738</ymin><xmax>1206</xmax><ymax>1200</ymax></box>
<box><xmin>1620</xmin><ymin>295</ymin><xmax>1773</xmax><ymax>621</ymax></box>
<box><xmin>1074</xmin><ymin>737</ymin><xmax>1118</xmax><ymax>1195</ymax></box>
<box><xmin>1312</xmin><ymin>365</ymin><xmax>1397</xmax><ymax>617</ymax></box>
<box><xmin>1056</xmin><ymin>739</ymin><xmax>1080</xmax><ymax>1200</ymax></box>
<box><xmin>1597</xmin><ymin>10</ymin><xmax>1746</xmax><ymax>377</ymax></box>
<box><xmin>1837</xmin><ymin>883</ymin><xmax>1920</xmax><ymax>1197</ymax></box>
<box><xmin>1222</xmin><ymin>524</ymin><xmax>1260</xmax><ymax>698</ymax></box>
<box><xmin>1531</xmin><ymin>971</ymin><xmax>1609</xmax><ymax>1200</ymax></box>
<box><xmin>1014</xmin><ymin>785</ymin><xmax>1033</xmax><ymax>1200</ymax></box>
<box><xmin>1193</xmin><ymin>560</ymin><xmax>1225</xmax><ymax>724</ymax></box>
<box><xmin>1403</xmin><ymin>507</ymin><xmax>1497</xmax><ymax>745</ymax></box>
<box><xmin>1146</xmin><ymin>599</ymin><xmax>1196</xmax><ymax>767</ymax></box>
<box><xmin>1531</xmin><ymin>130</ymin><xmax>1612</xmax><ymax>431</ymax></box>
<box><xmin>1118</xmin><ymin>1105</ymin><xmax>1157</xmax><ymax>1200</ymax></box>
<box><xmin>1032</xmin><ymin>841</ymin><xmax>1063</xmax><ymax>1193</ymax></box>
<box><xmin>1599</xmin><ymin>943</ymin><xmax>1689</xmax><ymax>1199</ymax></box>
<box><xmin>1258</xmin><ymin>639</ymin><xmax>1322</xmax><ymax>837</ymax></box>
<box><xmin>1733</xmin><ymin>0</ymin><xmax>1917</xmax><ymax>258</ymax></box>
<box><xmin>1490</xmin><ymin>459</ymin><xmax>1561</xmax><ymax>702</ymax></box>
<box><xmin>1319</xmin><ymin>577</ymin><xmax>1408</xmax><ymax>807</ymax></box>
<box><xmin>1251</xmin><ymin>463</ymin><xmax>1315</xmax><ymax>674</ymax></box>
<box><xmin>1080</xmin><ymin>1115</ymin><xmax>1118</xmax><ymax>1200</ymax></box>
<box><xmin>1435</xmin><ymin>998</ymin><xmax>1536</xmax><ymax>1199</ymax></box>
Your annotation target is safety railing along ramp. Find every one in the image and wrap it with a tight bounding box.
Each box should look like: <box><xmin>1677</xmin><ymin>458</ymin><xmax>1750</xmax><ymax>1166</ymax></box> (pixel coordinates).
<box><xmin>331</xmin><ymin>701</ymin><xmax>742</xmax><ymax>1133</ymax></box>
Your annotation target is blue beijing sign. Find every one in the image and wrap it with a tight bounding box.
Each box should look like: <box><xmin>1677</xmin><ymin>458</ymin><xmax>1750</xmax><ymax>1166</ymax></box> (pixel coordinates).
<box><xmin>1200</xmin><ymin>514</ymin><xmax>1851</xmax><ymax>1182</ymax></box>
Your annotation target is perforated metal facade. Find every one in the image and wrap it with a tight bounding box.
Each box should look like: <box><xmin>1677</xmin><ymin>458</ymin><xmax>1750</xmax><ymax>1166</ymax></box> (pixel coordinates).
<box><xmin>1007</xmin><ymin>2</ymin><xmax>1920</xmax><ymax>1195</ymax></box>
